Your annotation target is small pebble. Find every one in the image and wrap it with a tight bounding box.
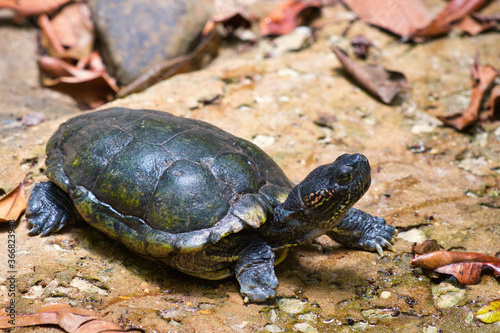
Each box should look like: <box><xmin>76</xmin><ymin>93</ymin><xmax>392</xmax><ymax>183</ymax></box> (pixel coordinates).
<box><xmin>380</xmin><ymin>291</ymin><xmax>391</xmax><ymax>299</ymax></box>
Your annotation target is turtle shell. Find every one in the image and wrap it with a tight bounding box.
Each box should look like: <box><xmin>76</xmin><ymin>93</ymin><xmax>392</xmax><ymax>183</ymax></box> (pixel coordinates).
<box><xmin>44</xmin><ymin>107</ymin><xmax>293</xmax><ymax>257</ymax></box>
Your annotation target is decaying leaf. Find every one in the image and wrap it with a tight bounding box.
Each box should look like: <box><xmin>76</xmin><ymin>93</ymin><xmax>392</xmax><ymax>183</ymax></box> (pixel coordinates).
<box><xmin>475</xmin><ymin>299</ymin><xmax>500</xmax><ymax>323</ymax></box>
<box><xmin>0</xmin><ymin>180</ymin><xmax>27</xmax><ymax>223</ymax></box>
<box><xmin>39</xmin><ymin>53</ymin><xmax>119</xmax><ymax>108</ymax></box>
<box><xmin>342</xmin><ymin>0</ymin><xmax>432</xmax><ymax>38</ymax></box>
<box><xmin>0</xmin><ymin>303</ymin><xmax>132</xmax><ymax>332</ymax></box>
<box><xmin>412</xmin><ymin>239</ymin><xmax>440</xmax><ymax>255</ymax></box>
<box><xmin>351</xmin><ymin>35</ymin><xmax>374</xmax><ymax>59</ymax></box>
<box><xmin>456</xmin><ymin>14</ymin><xmax>497</xmax><ymax>36</ymax></box>
<box><xmin>39</xmin><ymin>3</ymin><xmax>94</xmax><ymax>60</ymax></box>
<box><xmin>410</xmin><ymin>249</ymin><xmax>500</xmax><ymax>285</ymax></box>
<box><xmin>487</xmin><ymin>85</ymin><xmax>500</xmax><ymax>119</ymax></box>
<box><xmin>331</xmin><ymin>46</ymin><xmax>406</xmax><ymax>104</ymax></box>
<box><xmin>0</xmin><ymin>0</ymin><xmax>71</xmax><ymax>21</ymax></box>
<box><xmin>260</xmin><ymin>0</ymin><xmax>321</xmax><ymax>36</ymax></box>
<box><xmin>410</xmin><ymin>0</ymin><xmax>489</xmax><ymax>41</ymax></box>
<box><xmin>438</xmin><ymin>56</ymin><xmax>498</xmax><ymax>130</ymax></box>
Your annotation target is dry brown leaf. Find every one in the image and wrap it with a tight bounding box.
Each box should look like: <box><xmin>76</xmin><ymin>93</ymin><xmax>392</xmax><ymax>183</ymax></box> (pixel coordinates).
<box><xmin>39</xmin><ymin>53</ymin><xmax>119</xmax><ymax>109</ymax></box>
<box><xmin>74</xmin><ymin>319</ymin><xmax>128</xmax><ymax>333</ymax></box>
<box><xmin>438</xmin><ymin>57</ymin><xmax>498</xmax><ymax>130</ymax></box>
<box><xmin>0</xmin><ymin>303</ymin><xmax>131</xmax><ymax>333</ymax></box>
<box><xmin>331</xmin><ymin>46</ymin><xmax>406</xmax><ymax>104</ymax></box>
<box><xmin>0</xmin><ymin>181</ymin><xmax>27</xmax><ymax>223</ymax></box>
<box><xmin>410</xmin><ymin>0</ymin><xmax>489</xmax><ymax>41</ymax></box>
<box><xmin>260</xmin><ymin>0</ymin><xmax>321</xmax><ymax>36</ymax></box>
<box><xmin>411</xmin><ymin>239</ymin><xmax>440</xmax><ymax>255</ymax></box>
<box><xmin>0</xmin><ymin>0</ymin><xmax>72</xmax><ymax>21</ymax></box>
<box><xmin>342</xmin><ymin>0</ymin><xmax>432</xmax><ymax>37</ymax></box>
<box><xmin>39</xmin><ymin>3</ymin><xmax>94</xmax><ymax>60</ymax></box>
<box><xmin>487</xmin><ymin>84</ymin><xmax>500</xmax><ymax>119</ymax></box>
<box><xmin>457</xmin><ymin>14</ymin><xmax>497</xmax><ymax>35</ymax></box>
<box><xmin>435</xmin><ymin>261</ymin><xmax>500</xmax><ymax>285</ymax></box>
<box><xmin>410</xmin><ymin>249</ymin><xmax>500</xmax><ymax>270</ymax></box>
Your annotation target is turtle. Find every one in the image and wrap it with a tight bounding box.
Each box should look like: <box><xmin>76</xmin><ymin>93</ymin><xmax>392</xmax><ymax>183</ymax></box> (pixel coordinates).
<box><xmin>26</xmin><ymin>107</ymin><xmax>395</xmax><ymax>302</ymax></box>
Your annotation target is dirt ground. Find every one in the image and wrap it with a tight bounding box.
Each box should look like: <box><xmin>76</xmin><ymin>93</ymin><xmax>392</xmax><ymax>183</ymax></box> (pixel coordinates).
<box><xmin>1</xmin><ymin>2</ymin><xmax>500</xmax><ymax>333</ymax></box>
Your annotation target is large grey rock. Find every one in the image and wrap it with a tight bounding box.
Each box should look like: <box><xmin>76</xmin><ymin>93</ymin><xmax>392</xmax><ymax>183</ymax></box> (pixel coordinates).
<box><xmin>88</xmin><ymin>0</ymin><xmax>213</xmax><ymax>85</ymax></box>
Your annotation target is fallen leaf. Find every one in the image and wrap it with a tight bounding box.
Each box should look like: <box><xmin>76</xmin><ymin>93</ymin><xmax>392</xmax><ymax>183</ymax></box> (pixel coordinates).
<box><xmin>410</xmin><ymin>250</ymin><xmax>500</xmax><ymax>270</ymax></box>
<box><xmin>0</xmin><ymin>303</ymin><xmax>131</xmax><ymax>333</ymax></box>
<box><xmin>39</xmin><ymin>3</ymin><xmax>94</xmax><ymax>60</ymax></box>
<box><xmin>475</xmin><ymin>299</ymin><xmax>500</xmax><ymax>323</ymax></box>
<box><xmin>331</xmin><ymin>46</ymin><xmax>406</xmax><ymax>104</ymax></box>
<box><xmin>487</xmin><ymin>85</ymin><xmax>500</xmax><ymax>119</ymax></box>
<box><xmin>438</xmin><ymin>56</ymin><xmax>498</xmax><ymax>130</ymax></box>
<box><xmin>411</xmin><ymin>239</ymin><xmax>440</xmax><ymax>255</ymax></box>
<box><xmin>457</xmin><ymin>14</ymin><xmax>496</xmax><ymax>35</ymax></box>
<box><xmin>260</xmin><ymin>0</ymin><xmax>321</xmax><ymax>36</ymax></box>
<box><xmin>118</xmin><ymin>29</ymin><xmax>219</xmax><ymax>97</ymax></box>
<box><xmin>39</xmin><ymin>53</ymin><xmax>119</xmax><ymax>109</ymax></box>
<box><xmin>342</xmin><ymin>0</ymin><xmax>432</xmax><ymax>38</ymax></box>
<box><xmin>410</xmin><ymin>249</ymin><xmax>500</xmax><ymax>285</ymax></box>
<box><xmin>410</xmin><ymin>0</ymin><xmax>489</xmax><ymax>41</ymax></box>
<box><xmin>0</xmin><ymin>0</ymin><xmax>71</xmax><ymax>21</ymax></box>
<box><xmin>0</xmin><ymin>180</ymin><xmax>27</xmax><ymax>223</ymax></box>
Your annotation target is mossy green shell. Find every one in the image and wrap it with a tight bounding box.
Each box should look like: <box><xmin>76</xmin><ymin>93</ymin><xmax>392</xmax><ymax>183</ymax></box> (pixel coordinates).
<box><xmin>44</xmin><ymin>108</ymin><xmax>293</xmax><ymax>255</ymax></box>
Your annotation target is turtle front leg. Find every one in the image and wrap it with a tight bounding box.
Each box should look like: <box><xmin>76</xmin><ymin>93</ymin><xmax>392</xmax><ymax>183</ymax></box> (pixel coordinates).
<box><xmin>235</xmin><ymin>236</ymin><xmax>278</xmax><ymax>302</ymax></box>
<box><xmin>327</xmin><ymin>208</ymin><xmax>395</xmax><ymax>256</ymax></box>
<box><xmin>26</xmin><ymin>181</ymin><xmax>79</xmax><ymax>236</ymax></box>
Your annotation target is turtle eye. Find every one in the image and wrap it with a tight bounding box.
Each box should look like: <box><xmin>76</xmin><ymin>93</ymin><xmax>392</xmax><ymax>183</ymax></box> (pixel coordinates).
<box><xmin>337</xmin><ymin>167</ymin><xmax>353</xmax><ymax>185</ymax></box>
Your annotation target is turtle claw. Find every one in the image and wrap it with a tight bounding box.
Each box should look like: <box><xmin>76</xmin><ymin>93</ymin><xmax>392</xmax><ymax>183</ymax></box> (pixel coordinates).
<box><xmin>375</xmin><ymin>244</ymin><xmax>384</xmax><ymax>257</ymax></box>
<box><xmin>28</xmin><ymin>226</ymin><xmax>40</xmax><ymax>236</ymax></box>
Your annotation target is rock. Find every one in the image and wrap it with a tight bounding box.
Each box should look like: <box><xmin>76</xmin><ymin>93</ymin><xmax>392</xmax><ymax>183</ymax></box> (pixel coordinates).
<box><xmin>70</xmin><ymin>277</ymin><xmax>108</xmax><ymax>296</ymax></box>
<box><xmin>264</xmin><ymin>324</ymin><xmax>283</xmax><ymax>332</ymax></box>
<box><xmin>269</xmin><ymin>26</ymin><xmax>313</xmax><ymax>57</ymax></box>
<box><xmin>431</xmin><ymin>282</ymin><xmax>466</xmax><ymax>308</ymax></box>
<box><xmin>88</xmin><ymin>0</ymin><xmax>213</xmax><ymax>85</ymax></box>
<box><xmin>396</xmin><ymin>228</ymin><xmax>427</xmax><ymax>243</ymax></box>
<box><xmin>252</xmin><ymin>134</ymin><xmax>275</xmax><ymax>148</ymax></box>
<box><xmin>293</xmin><ymin>322</ymin><xmax>317</xmax><ymax>333</ymax></box>
<box><xmin>380</xmin><ymin>291</ymin><xmax>391</xmax><ymax>299</ymax></box>
<box><xmin>277</xmin><ymin>298</ymin><xmax>307</xmax><ymax>314</ymax></box>
<box><xmin>298</xmin><ymin>312</ymin><xmax>318</xmax><ymax>322</ymax></box>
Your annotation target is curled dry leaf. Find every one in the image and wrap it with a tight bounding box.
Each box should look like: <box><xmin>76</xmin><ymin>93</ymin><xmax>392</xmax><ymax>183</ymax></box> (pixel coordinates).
<box><xmin>457</xmin><ymin>14</ymin><xmax>497</xmax><ymax>36</ymax></box>
<box><xmin>39</xmin><ymin>2</ymin><xmax>94</xmax><ymax>60</ymax></box>
<box><xmin>487</xmin><ymin>85</ymin><xmax>500</xmax><ymax>119</ymax></box>
<box><xmin>342</xmin><ymin>0</ymin><xmax>432</xmax><ymax>38</ymax></box>
<box><xmin>39</xmin><ymin>53</ymin><xmax>119</xmax><ymax>109</ymax></box>
<box><xmin>260</xmin><ymin>0</ymin><xmax>321</xmax><ymax>36</ymax></box>
<box><xmin>475</xmin><ymin>299</ymin><xmax>500</xmax><ymax>323</ymax></box>
<box><xmin>0</xmin><ymin>0</ymin><xmax>71</xmax><ymax>21</ymax></box>
<box><xmin>0</xmin><ymin>179</ymin><xmax>27</xmax><ymax>223</ymax></box>
<box><xmin>410</xmin><ymin>0</ymin><xmax>489</xmax><ymax>41</ymax></box>
<box><xmin>410</xmin><ymin>249</ymin><xmax>500</xmax><ymax>285</ymax></box>
<box><xmin>0</xmin><ymin>303</ymin><xmax>129</xmax><ymax>333</ymax></box>
<box><xmin>331</xmin><ymin>46</ymin><xmax>406</xmax><ymax>104</ymax></box>
<box><xmin>411</xmin><ymin>239</ymin><xmax>440</xmax><ymax>255</ymax></box>
<box><xmin>438</xmin><ymin>57</ymin><xmax>498</xmax><ymax>130</ymax></box>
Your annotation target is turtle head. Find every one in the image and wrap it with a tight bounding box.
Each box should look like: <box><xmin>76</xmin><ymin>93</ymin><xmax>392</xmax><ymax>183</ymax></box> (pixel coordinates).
<box><xmin>283</xmin><ymin>153</ymin><xmax>371</xmax><ymax>225</ymax></box>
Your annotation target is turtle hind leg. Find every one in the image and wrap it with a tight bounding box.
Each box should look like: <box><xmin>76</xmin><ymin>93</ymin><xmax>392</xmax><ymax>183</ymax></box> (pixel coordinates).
<box><xmin>235</xmin><ymin>236</ymin><xmax>278</xmax><ymax>302</ymax></box>
<box><xmin>26</xmin><ymin>181</ymin><xmax>79</xmax><ymax>236</ymax></box>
